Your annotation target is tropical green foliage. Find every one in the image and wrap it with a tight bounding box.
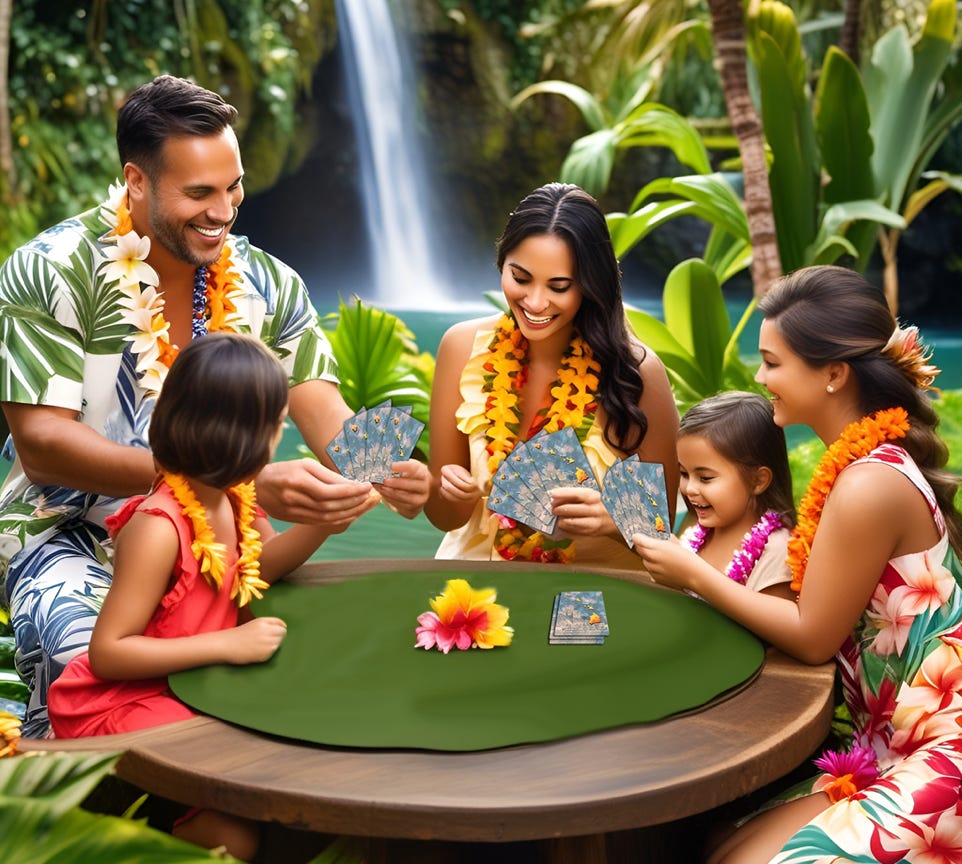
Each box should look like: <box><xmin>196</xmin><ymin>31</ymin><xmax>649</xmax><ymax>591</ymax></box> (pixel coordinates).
<box><xmin>319</xmin><ymin>298</ymin><xmax>434</xmax><ymax>459</ymax></box>
<box><xmin>1</xmin><ymin>0</ymin><xmax>335</xmax><ymax>262</ymax></box>
<box><xmin>624</xmin><ymin>259</ymin><xmax>761</xmax><ymax>414</ymax></box>
<box><xmin>746</xmin><ymin>0</ymin><xmax>959</xmax><ymax>300</ymax></box>
<box><xmin>0</xmin><ymin>750</ymin><xmax>238</xmax><ymax>862</ymax></box>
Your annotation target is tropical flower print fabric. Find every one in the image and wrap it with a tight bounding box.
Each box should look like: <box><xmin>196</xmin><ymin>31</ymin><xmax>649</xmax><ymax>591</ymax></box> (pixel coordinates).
<box><xmin>773</xmin><ymin>444</ymin><xmax>962</xmax><ymax>863</ymax></box>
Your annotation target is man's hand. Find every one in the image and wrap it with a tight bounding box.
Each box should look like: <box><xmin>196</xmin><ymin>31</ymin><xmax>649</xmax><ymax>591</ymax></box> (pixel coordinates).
<box><xmin>377</xmin><ymin>459</ymin><xmax>430</xmax><ymax>519</ymax></box>
<box><xmin>256</xmin><ymin>458</ymin><xmax>376</xmax><ymax>526</ymax></box>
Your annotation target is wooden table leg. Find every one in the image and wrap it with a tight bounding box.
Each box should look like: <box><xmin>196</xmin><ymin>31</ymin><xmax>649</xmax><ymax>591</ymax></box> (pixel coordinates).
<box><xmin>544</xmin><ymin>833</ymin><xmax>607</xmax><ymax>864</ymax></box>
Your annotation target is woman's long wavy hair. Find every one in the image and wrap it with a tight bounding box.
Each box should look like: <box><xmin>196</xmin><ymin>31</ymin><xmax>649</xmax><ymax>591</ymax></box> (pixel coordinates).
<box><xmin>759</xmin><ymin>265</ymin><xmax>962</xmax><ymax>554</ymax></box>
<box><xmin>496</xmin><ymin>183</ymin><xmax>647</xmax><ymax>453</ymax></box>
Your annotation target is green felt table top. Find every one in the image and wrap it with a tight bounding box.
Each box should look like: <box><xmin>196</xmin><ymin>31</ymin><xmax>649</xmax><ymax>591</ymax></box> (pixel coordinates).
<box><xmin>171</xmin><ymin>568</ymin><xmax>764</xmax><ymax>751</ymax></box>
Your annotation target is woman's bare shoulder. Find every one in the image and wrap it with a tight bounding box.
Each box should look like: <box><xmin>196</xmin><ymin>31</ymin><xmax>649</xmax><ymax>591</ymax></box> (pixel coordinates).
<box><xmin>437</xmin><ymin>314</ymin><xmax>499</xmax><ymax>357</ymax></box>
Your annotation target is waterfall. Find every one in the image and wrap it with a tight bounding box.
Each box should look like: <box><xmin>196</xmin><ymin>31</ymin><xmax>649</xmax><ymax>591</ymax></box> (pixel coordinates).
<box><xmin>336</xmin><ymin>0</ymin><xmax>447</xmax><ymax>308</ymax></box>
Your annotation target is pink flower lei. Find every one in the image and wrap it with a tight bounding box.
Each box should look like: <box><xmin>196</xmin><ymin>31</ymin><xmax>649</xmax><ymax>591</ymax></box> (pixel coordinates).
<box><xmin>681</xmin><ymin>510</ymin><xmax>784</xmax><ymax>585</ymax></box>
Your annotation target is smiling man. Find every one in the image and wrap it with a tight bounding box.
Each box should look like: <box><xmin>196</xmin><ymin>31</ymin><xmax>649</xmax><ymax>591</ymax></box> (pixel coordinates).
<box><xmin>0</xmin><ymin>75</ymin><xmax>429</xmax><ymax>738</ymax></box>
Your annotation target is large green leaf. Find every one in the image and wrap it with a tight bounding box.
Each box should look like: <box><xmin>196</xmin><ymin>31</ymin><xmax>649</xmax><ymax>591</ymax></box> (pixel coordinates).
<box><xmin>321</xmin><ymin>298</ymin><xmax>433</xmax><ymax>457</ymax></box>
<box><xmin>754</xmin><ymin>30</ymin><xmax>820</xmax><ymax>272</ymax></box>
<box><xmin>662</xmin><ymin>259</ymin><xmax>730</xmax><ymax>393</ymax></box>
<box><xmin>609</xmin><ymin>174</ymin><xmax>749</xmax><ymax>267</ymax></box>
<box><xmin>510</xmin><ymin>81</ymin><xmax>608</xmax><ymax>131</ymax></box>
<box><xmin>623</xmin><ymin>308</ymin><xmax>710</xmax><ymax>398</ymax></box>
<box><xmin>615</xmin><ymin>103</ymin><xmax>711</xmax><ymax>174</ymax></box>
<box><xmin>815</xmin><ymin>47</ymin><xmax>875</xmax><ymax>206</ymax></box>
<box><xmin>864</xmin><ymin>0</ymin><xmax>956</xmax><ymax>211</ymax></box>
<box><xmin>559</xmin><ymin>129</ymin><xmax>617</xmax><ymax>195</ymax></box>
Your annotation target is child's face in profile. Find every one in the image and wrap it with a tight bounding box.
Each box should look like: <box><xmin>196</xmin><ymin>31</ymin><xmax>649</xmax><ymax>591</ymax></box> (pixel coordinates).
<box><xmin>677</xmin><ymin>434</ymin><xmax>766</xmax><ymax>536</ymax></box>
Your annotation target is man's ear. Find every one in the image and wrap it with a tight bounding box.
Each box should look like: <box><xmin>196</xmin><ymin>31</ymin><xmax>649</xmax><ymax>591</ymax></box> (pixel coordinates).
<box><xmin>124</xmin><ymin>163</ymin><xmax>147</xmax><ymax>200</ymax></box>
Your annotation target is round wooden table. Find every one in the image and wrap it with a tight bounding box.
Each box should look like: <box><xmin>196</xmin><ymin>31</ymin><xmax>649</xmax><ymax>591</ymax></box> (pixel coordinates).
<box><xmin>23</xmin><ymin>560</ymin><xmax>836</xmax><ymax>862</ymax></box>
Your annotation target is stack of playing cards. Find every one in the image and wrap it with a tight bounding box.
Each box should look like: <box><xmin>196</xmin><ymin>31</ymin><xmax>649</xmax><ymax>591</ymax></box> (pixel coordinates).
<box><xmin>487</xmin><ymin>427</ymin><xmax>599</xmax><ymax>533</ymax></box>
<box><xmin>601</xmin><ymin>455</ymin><xmax>671</xmax><ymax>545</ymax></box>
<box><xmin>549</xmin><ymin>590</ymin><xmax>609</xmax><ymax>645</ymax></box>
<box><xmin>325</xmin><ymin>400</ymin><xmax>425</xmax><ymax>482</ymax></box>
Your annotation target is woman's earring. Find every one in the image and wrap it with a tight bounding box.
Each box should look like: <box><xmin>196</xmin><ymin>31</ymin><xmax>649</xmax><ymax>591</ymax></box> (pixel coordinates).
<box><xmin>826</xmin><ymin>384</ymin><xmax>835</xmax><ymax>394</ymax></box>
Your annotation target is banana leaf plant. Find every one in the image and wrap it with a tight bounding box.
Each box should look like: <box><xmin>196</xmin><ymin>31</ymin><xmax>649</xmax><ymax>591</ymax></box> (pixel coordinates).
<box><xmin>319</xmin><ymin>297</ymin><xmax>433</xmax><ymax>460</ymax></box>
<box><xmin>749</xmin><ymin>0</ymin><xmax>959</xmax><ymax>310</ymax></box>
<box><xmin>624</xmin><ymin>258</ymin><xmax>761</xmax><ymax>414</ymax></box>
<box><xmin>0</xmin><ymin>750</ymin><xmax>237</xmax><ymax>862</ymax></box>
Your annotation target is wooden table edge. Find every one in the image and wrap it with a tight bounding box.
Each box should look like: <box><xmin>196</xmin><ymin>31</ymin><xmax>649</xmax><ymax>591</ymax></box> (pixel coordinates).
<box><xmin>20</xmin><ymin>560</ymin><xmax>837</xmax><ymax>842</ymax></box>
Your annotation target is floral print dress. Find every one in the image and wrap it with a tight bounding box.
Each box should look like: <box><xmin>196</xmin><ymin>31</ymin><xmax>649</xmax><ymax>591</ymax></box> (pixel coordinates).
<box><xmin>773</xmin><ymin>444</ymin><xmax>962</xmax><ymax>863</ymax></box>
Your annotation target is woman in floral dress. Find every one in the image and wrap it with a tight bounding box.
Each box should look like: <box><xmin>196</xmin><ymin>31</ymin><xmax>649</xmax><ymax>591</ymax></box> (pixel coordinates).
<box><xmin>635</xmin><ymin>265</ymin><xmax>962</xmax><ymax>863</ymax></box>
<box><xmin>424</xmin><ymin>182</ymin><xmax>679</xmax><ymax>569</ymax></box>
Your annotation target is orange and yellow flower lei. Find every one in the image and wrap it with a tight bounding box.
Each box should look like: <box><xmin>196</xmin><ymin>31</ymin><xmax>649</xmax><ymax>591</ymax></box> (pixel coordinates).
<box><xmin>481</xmin><ymin>314</ymin><xmax>601</xmax><ymax>563</ymax></box>
<box><xmin>102</xmin><ymin>184</ymin><xmax>245</xmax><ymax>393</ymax></box>
<box><xmin>787</xmin><ymin>407</ymin><xmax>910</xmax><ymax>594</ymax></box>
<box><xmin>161</xmin><ymin>470</ymin><xmax>269</xmax><ymax>607</ymax></box>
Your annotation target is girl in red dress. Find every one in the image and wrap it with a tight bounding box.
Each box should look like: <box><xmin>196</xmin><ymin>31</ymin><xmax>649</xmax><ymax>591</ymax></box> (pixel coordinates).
<box><xmin>49</xmin><ymin>331</ymin><xmax>375</xmax><ymax>860</ymax></box>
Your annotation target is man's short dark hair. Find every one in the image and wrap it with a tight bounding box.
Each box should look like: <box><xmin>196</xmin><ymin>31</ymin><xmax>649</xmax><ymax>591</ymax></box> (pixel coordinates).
<box><xmin>116</xmin><ymin>75</ymin><xmax>238</xmax><ymax>179</ymax></box>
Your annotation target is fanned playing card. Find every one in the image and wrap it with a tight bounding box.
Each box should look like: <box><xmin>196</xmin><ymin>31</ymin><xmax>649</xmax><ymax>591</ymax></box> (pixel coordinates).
<box><xmin>326</xmin><ymin>401</ymin><xmax>425</xmax><ymax>482</ymax></box>
<box><xmin>487</xmin><ymin>427</ymin><xmax>602</xmax><ymax>534</ymax></box>
<box><xmin>549</xmin><ymin>590</ymin><xmax>609</xmax><ymax>645</ymax></box>
<box><xmin>601</xmin><ymin>455</ymin><xmax>671</xmax><ymax>545</ymax></box>
<box><xmin>489</xmin><ymin>447</ymin><xmax>556</xmax><ymax>534</ymax></box>
<box><xmin>528</xmin><ymin>427</ymin><xmax>599</xmax><ymax>491</ymax></box>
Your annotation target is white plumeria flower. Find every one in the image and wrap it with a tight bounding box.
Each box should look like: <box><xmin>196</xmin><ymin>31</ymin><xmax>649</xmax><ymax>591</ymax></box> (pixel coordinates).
<box><xmin>117</xmin><ymin>282</ymin><xmax>165</xmax><ymax>315</ymax></box>
<box><xmin>127</xmin><ymin>314</ymin><xmax>169</xmax><ymax>361</ymax></box>
<box><xmin>100</xmin><ymin>181</ymin><xmax>127</xmax><ymax>230</ymax></box>
<box><xmin>101</xmin><ymin>230</ymin><xmax>160</xmax><ymax>290</ymax></box>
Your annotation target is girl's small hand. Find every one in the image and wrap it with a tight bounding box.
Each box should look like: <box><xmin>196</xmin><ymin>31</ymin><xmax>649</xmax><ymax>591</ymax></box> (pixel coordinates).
<box><xmin>632</xmin><ymin>533</ymin><xmax>697</xmax><ymax>590</ymax></box>
<box><xmin>550</xmin><ymin>487</ymin><xmax>613</xmax><ymax>537</ymax></box>
<box><xmin>377</xmin><ymin>459</ymin><xmax>430</xmax><ymax>519</ymax></box>
<box><xmin>229</xmin><ymin>616</ymin><xmax>288</xmax><ymax>664</ymax></box>
<box><xmin>439</xmin><ymin>464</ymin><xmax>482</xmax><ymax>505</ymax></box>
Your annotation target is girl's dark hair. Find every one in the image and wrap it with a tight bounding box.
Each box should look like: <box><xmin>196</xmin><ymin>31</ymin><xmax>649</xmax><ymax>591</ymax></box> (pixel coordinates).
<box><xmin>117</xmin><ymin>75</ymin><xmax>238</xmax><ymax>180</ymax></box>
<box><xmin>150</xmin><ymin>332</ymin><xmax>289</xmax><ymax>488</ymax></box>
<box><xmin>679</xmin><ymin>391</ymin><xmax>796</xmax><ymax>527</ymax></box>
<box><xmin>496</xmin><ymin>182</ymin><xmax>647</xmax><ymax>452</ymax></box>
<box><xmin>759</xmin><ymin>265</ymin><xmax>962</xmax><ymax>552</ymax></box>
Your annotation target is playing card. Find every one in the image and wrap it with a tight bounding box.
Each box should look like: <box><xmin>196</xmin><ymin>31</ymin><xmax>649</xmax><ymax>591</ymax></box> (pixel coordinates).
<box><xmin>602</xmin><ymin>455</ymin><xmax>671</xmax><ymax>544</ymax></box>
<box><xmin>529</xmin><ymin>427</ymin><xmax>599</xmax><ymax>491</ymax></box>
<box><xmin>488</xmin><ymin>449</ymin><xmax>556</xmax><ymax>534</ymax></box>
<box><xmin>325</xmin><ymin>428</ymin><xmax>354</xmax><ymax>476</ymax></box>
<box><xmin>600</xmin><ymin>459</ymin><xmax>634</xmax><ymax>543</ymax></box>
<box><xmin>621</xmin><ymin>457</ymin><xmax>671</xmax><ymax>540</ymax></box>
<box><xmin>342</xmin><ymin>407</ymin><xmax>370</xmax><ymax>481</ymax></box>
<box><xmin>363</xmin><ymin>400</ymin><xmax>394</xmax><ymax>481</ymax></box>
<box><xmin>385</xmin><ymin>406</ymin><xmax>425</xmax><ymax>465</ymax></box>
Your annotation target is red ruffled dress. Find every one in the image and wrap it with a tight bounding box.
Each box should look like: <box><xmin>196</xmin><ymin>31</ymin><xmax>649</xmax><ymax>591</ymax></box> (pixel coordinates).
<box><xmin>48</xmin><ymin>482</ymin><xmax>240</xmax><ymax>737</ymax></box>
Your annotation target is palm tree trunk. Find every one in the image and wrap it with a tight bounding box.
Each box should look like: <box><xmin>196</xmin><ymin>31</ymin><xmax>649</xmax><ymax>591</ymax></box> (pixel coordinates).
<box><xmin>707</xmin><ymin>0</ymin><xmax>782</xmax><ymax>296</ymax></box>
<box><xmin>839</xmin><ymin>0</ymin><xmax>862</xmax><ymax>65</ymax></box>
<box><xmin>0</xmin><ymin>0</ymin><xmax>14</xmax><ymax>199</ymax></box>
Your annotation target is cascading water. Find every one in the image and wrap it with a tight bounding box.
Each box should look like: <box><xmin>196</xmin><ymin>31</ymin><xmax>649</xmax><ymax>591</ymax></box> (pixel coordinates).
<box><xmin>336</xmin><ymin>0</ymin><xmax>448</xmax><ymax>308</ymax></box>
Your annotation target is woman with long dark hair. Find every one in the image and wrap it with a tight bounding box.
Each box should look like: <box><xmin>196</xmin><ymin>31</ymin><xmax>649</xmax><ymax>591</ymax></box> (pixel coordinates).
<box><xmin>425</xmin><ymin>182</ymin><xmax>679</xmax><ymax>568</ymax></box>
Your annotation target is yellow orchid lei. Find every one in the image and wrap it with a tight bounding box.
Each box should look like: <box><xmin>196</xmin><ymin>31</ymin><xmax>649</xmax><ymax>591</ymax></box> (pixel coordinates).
<box><xmin>787</xmin><ymin>407</ymin><xmax>910</xmax><ymax>594</ymax></box>
<box><xmin>481</xmin><ymin>314</ymin><xmax>601</xmax><ymax>563</ymax></box>
<box><xmin>160</xmin><ymin>470</ymin><xmax>269</xmax><ymax>607</ymax></box>
<box><xmin>99</xmin><ymin>183</ymin><xmax>246</xmax><ymax>394</ymax></box>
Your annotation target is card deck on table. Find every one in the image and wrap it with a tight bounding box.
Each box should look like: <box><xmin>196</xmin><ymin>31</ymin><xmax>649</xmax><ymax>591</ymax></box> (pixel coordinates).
<box><xmin>601</xmin><ymin>455</ymin><xmax>671</xmax><ymax>545</ymax></box>
<box><xmin>548</xmin><ymin>590</ymin><xmax>609</xmax><ymax>644</ymax></box>
<box><xmin>325</xmin><ymin>401</ymin><xmax>425</xmax><ymax>483</ymax></box>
